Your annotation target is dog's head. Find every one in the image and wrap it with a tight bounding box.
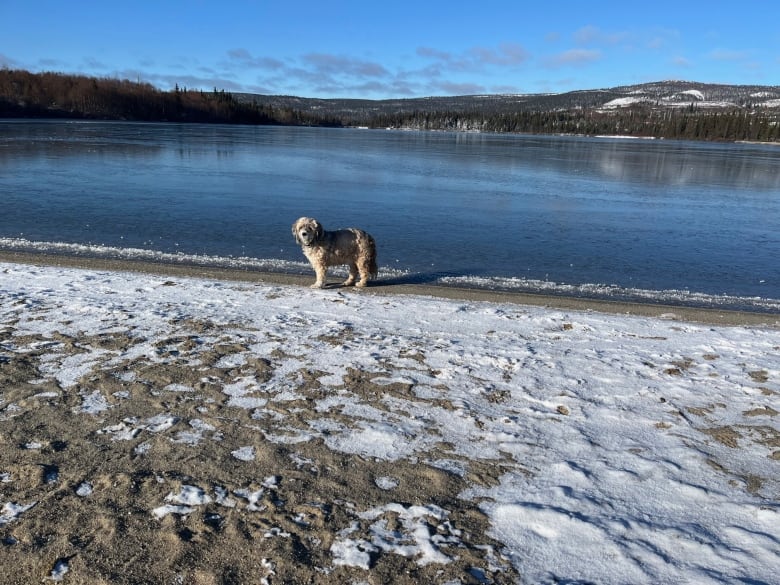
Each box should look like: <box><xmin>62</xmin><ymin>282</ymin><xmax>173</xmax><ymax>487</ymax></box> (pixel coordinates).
<box><xmin>292</xmin><ymin>217</ymin><xmax>323</xmax><ymax>246</ymax></box>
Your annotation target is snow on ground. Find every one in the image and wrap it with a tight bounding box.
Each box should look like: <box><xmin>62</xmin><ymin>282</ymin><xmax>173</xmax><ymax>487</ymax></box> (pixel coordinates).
<box><xmin>602</xmin><ymin>96</ymin><xmax>648</xmax><ymax>108</ymax></box>
<box><xmin>1</xmin><ymin>262</ymin><xmax>778</xmax><ymax>583</ymax></box>
<box><xmin>678</xmin><ymin>89</ymin><xmax>705</xmax><ymax>101</ymax></box>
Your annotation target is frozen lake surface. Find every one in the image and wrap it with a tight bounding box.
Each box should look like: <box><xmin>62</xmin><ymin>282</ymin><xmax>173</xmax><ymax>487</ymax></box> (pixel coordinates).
<box><xmin>1</xmin><ymin>120</ymin><xmax>779</xmax><ymax>310</ymax></box>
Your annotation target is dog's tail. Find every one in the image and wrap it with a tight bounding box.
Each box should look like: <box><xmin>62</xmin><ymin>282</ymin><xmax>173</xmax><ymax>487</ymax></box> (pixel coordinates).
<box><xmin>365</xmin><ymin>233</ymin><xmax>378</xmax><ymax>280</ymax></box>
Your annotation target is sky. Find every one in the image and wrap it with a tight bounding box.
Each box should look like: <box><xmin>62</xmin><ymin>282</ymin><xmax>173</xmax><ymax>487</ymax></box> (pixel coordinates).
<box><xmin>2</xmin><ymin>0</ymin><xmax>779</xmax><ymax>99</ymax></box>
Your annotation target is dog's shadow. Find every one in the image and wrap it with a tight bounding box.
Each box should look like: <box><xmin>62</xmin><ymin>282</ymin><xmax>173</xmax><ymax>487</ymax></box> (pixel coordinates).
<box><xmin>313</xmin><ymin>271</ymin><xmax>471</xmax><ymax>289</ymax></box>
<box><xmin>371</xmin><ymin>271</ymin><xmax>468</xmax><ymax>287</ymax></box>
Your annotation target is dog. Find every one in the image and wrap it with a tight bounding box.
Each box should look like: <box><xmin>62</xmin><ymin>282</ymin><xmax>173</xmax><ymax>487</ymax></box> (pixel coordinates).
<box><xmin>292</xmin><ymin>217</ymin><xmax>378</xmax><ymax>288</ymax></box>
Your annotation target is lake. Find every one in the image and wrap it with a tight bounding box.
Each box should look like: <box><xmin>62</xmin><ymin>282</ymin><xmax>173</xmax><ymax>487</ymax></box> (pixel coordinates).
<box><xmin>1</xmin><ymin>120</ymin><xmax>779</xmax><ymax>310</ymax></box>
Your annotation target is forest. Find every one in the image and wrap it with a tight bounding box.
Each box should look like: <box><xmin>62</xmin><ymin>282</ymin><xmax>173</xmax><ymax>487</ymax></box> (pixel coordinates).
<box><xmin>368</xmin><ymin>107</ymin><xmax>780</xmax><ymax>142</ymax></box>
<box><xmin>0</xmin><ymin>69</ymin><xmax>341</xmax><ymax>126</ymax></box>
<box><xmin>2</xmin><ymin>69</ymin><xmax>779</xmax><ymax>142</ymax></box>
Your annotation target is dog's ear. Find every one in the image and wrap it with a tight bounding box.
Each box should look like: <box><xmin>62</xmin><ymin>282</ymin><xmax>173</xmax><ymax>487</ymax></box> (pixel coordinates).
<box><xmin>292</xmin><ymin>219</ymin><xmax>302</xmax><ymax>244</ymax></box>
<box><xmin>314</xmin><ymin>219</ymin><xmax>323</xmax><ymax>241</ymax></box>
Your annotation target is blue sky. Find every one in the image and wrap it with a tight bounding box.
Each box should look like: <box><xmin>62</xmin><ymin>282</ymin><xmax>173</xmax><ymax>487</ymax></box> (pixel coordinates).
<box><xmin>2</xmin><ymin>0</ymin><xmax>778</xmax><ymax>98</ymax></box>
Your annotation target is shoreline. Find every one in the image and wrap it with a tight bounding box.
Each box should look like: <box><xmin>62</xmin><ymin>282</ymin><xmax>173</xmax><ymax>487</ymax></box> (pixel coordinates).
<box><xmin>2</xmin><ymin>250</ymin><xmax>777</xmax><ymax>328</ymax></box>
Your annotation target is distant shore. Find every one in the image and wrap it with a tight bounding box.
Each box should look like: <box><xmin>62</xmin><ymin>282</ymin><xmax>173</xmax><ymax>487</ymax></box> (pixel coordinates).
<box><xmin>2</xmin><ymin>250</ymin><xmax>777</xmax><ymax>328</ymax></box>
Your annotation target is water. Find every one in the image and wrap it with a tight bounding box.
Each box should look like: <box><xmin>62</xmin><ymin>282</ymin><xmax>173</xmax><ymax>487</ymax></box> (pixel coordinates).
<box><xmin>2</xmin><ymin>119</ymin><xmax>779</xmax><ymax>311</ymax></box>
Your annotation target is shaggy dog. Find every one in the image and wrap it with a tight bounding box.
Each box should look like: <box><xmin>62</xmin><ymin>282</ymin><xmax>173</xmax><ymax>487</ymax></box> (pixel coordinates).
<box><xmin>292</xmin><ymin>217</ymin><xmax>378</xmax><ymax>288</ymax></box>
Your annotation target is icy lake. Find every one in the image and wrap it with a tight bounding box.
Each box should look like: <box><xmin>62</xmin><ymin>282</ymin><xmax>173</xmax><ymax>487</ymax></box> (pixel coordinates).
<box><xmin>1</xmin><ymin>120</ymin><xmax>779</xmax><ymax>309</ymax></box>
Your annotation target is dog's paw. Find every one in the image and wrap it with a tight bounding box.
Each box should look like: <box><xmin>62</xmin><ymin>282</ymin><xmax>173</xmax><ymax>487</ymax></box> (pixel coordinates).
<box><xmin>310</xmin><ymin>282</ymin><xmax>325</xmax><ymax>289</ymax></box>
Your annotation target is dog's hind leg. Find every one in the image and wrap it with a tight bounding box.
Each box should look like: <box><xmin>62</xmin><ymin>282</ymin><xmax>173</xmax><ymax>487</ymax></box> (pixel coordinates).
<box><xmin>343</xmin><ymin>263</ymin><xmax>359</xmax><ymax>287</ymax></box>
<box><xmin>356</xmin><ymin>259</ymin><xmax>372</xmax><ymax>287</ymax></box>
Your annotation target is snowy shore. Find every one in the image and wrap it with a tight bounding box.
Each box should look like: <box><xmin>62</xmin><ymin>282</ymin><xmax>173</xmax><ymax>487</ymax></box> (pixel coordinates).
<box><xmin>1</xmin><ymin>260</ymin><xmax>778</xmax><ymax>584</ymax></box>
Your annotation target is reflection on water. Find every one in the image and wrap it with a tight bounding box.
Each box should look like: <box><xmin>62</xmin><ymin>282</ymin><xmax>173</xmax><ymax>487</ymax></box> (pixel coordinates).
<box><xmin>591</xmin><ymin>140</ymin><xmax>780</xmax><ymax>190</ymax></box>
<box><xmin>1</xmin><ymin>120</ymin><xmax>778</xmax><ymax>301</ymax></box>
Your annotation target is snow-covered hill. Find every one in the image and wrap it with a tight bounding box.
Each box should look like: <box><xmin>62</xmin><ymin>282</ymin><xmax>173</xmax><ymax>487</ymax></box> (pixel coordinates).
<box><xmin>605</xmin><ymin>80</ymin><xmax>780</xmax><ymax>110</ymax></box>
<box><xmin>235</xmin><ymin>81</ymin><xmax>780</xmax><ymax>119</ymax></box>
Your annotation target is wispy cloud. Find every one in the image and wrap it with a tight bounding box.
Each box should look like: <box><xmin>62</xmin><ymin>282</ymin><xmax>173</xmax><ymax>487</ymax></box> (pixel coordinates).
<box><xmin>470</xmin><ymin>43</ymin><xmax>530</xmax><ymax>66</ymax></box>
<box><xmin>3</xmin><ymin>37</ymin><xmax>528</xmax><ymax>98</ymax></box>
<box><xmin>0</xmin><ymin>53</ymin><xmax>17</xmax><ymax>68</ymax></box>
<box><xmin>119</xmin><ymin>68</ymin><xmax>246</xmax><ymax>92</ymax></box>
<box><xmin>227</xmin><ymin>48</ymin><xmax>285</xmax><ymax>70</ymax></box>
<box><xmin>491</xmin><ymin>83</ymin><xmax>525</xmax><ymax>94</ymax></box>
<box><xmin>416</xmin><ymin>47</ymin><xmax>452</xmax><ymax>62</ymax></box>
<box><xmin>544</xmin><ymin>49</ymin><xmax>602</xmax><ymax>68</ymax></box>
<box><xmin>434</xmin><ymin>80</ymin><xmax>486</xmax><ymax>95</ymax></box>
<box><xmin>417</xmin><ymin>43</ymin><xmax>529</xmax><ymax>72</ymax></box>
<box><xmin>671</xmin><ymin>56</ymin><xmax>692</xmax><ymax>68</ymax></box>
<box><xmin>416</xmin><ymin>47</ymin><xmax>474</xmax><ymax>72</ymax></box>
<box><xmin>222</xmin><ymin>43</ymin><xmax>533</xmax><ymax>97</ymax></box>
<box><xmin>574</xmin><ymin>25</ymin><xmax>601</xmax><ymax>45</ymax></box>
<box><xmin>301</xmin><ymin>53</ymin><xmax>389</xmax><ymax>77</ymax></box>
<box><xmin>38</xmin><ymin>58</ymin><xmax>67</xmax><ymax>69</ymax></box>
<box><xmin>83</xmin><ymin>57</ymin><xmax>109</xmax><ymax>71</ymax></box>
<box><xmin>573</xmin><ymin>25</ymin><xmax>630</xmax><ymax>46</ymax></box>
<box><xmin>709</xmin><ymin>48</ymin><xmax>750</xmax><ymax>61</ymax></box>
<box><xmin>217</xmin><ymin>49</ymin><xmax>399</xmax><ymax>96</ymax></box>
<box><xmin>647</xmin><ymin>28</ymin><xmax>681</xmax><ymax>50</ymax></box>
<box><xmin>707</xmin><ymin>48</ymin><xmax>761</xmax><ymax>76</ymax></box>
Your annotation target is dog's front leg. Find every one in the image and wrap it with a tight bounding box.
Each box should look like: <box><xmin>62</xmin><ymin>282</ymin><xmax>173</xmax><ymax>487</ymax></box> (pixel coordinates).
<box><xmin>311</xmin><ymin>266</ymin><xmax>327</xmax><ymax>288</ymax></box>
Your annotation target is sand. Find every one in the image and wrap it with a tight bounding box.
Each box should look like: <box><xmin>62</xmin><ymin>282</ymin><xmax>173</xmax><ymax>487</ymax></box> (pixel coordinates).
<box><xmin>1</xmin><ymin>252</ymin><xmax>778</xmax><ymax>584</ymax></box>
<box><xmin>1</xmin><ymin>337</ymin><xmax>505</xmax><ymax>584</ymax></box>
<box><xmin>0</xmin><ymin>255</ymin><xmax>528</xmax><ymax>584</ymax></box>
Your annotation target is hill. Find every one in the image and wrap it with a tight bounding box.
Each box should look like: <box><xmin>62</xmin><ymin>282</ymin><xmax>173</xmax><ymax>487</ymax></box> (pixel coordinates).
<box><xmin>234</xmin><ymin>80</ymin><xmax>780</xmax><ymax>120</ymax></box>
<box><xmin>2</xmin><ymin>70</ymin><xmax>779</xmax><ymax>141</ymax></box>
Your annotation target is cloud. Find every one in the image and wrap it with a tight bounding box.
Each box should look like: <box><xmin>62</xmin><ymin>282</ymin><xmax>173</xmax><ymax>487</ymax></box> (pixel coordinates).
<box><xmin>706</xmin><ymin>48</ymin><xmax>762</xmax><ymax>76</ymax></box>
<box><xmin>434</xmin><ymin>81</ymin><xmax>486</xmax><ymax>95</ymax></box>
<box><xmin>399</xmin><ymin>62</ymin><xmax>443</xmax><ymax>81</ymax></box>
<box><xmin>544</xmin><ymin>49</ymin><xmax>602</xmax><ymax>68</ymax></box>
<box><xmin>83</xmin><ymin>57</ymin><xmax>109</xmax><ymax>71</ymax></box>
<box><xmin>470</xmin><ymin>43</ymin><xmax>529</xmax><ymax>66</ymax></box>
<box><xmin>38</xmin><ymin>58</ymin><xmax>67</xmax><ymax>69</ymax></box>
<box><xmin>417</xmin><ymin>47</ymin><xmax>452</xmax><ymax>62</ymax></box>
<box><xmin>289</xmin><ymin>74</ymin><xmax>422</xmax><ymax>99</ymax></box>
<box><xmin>0</xmin><ymin>53</ymin><xmax>18</xmax><ymax>68</ymax></box>
<box><xmin>709</xmin><ymin>48</ymin><xmax>750</xmax><ymax>62</ymax></box>
<box><xmin>416</xmin><ymin>46</ymin><xmax>472</xmax><ymax>72</ymax></box>
<box><xmin>573</xmin><ymin>26</ymin><xmax>630</xmax><ymax>46</ymax></box>
<box><xmin>123</xmin><ymin>69</ymin><xmax>246</xmax><ymax>92</ymax></box>
<box><xmin>417</xmin><ymin>43</ymin><xmax>529</xmax><ymax>71</ymax></box>
<box><xmin>490</xmin><ymin>83</ymin><xmax>524</xmax><ymax>95</ymax></box>
<box><xmin>226</xmin><ymin>49</ymin><xmax>285</xmax><ymax>70</ymax></box>
<box><xmin>349</xmin><ymin>79</ymin><xmax>420</xmax><ymax>97</ymax></box>
<box><xmin>672</xmin><ymin>56</ymin><xmax>692</xmax><ymax>68</ymax></box>
<box><xmin>302</xmin><ymin>53</ymin><xmax>389</xmax><ymax>77</ymax></box>
<box><xmin>219</xmin><ymin>50</ymin><xmax>395</xmax><ymax>96</ymax></box>
<box><xmin>574</xmin><ymin>25</ymin><xmax>601</xmax><ymax>45</ymax></box>
<box><xmin>647</xmin><ymin>28</ymin><xmax>681</xmax><ymax>50</ymax></box>
<box><xmin>647</xmin><ymin>37</ymin><xmax>665</xmax><ymax>50</ymax></box>
<box><xmin>228</xmin><ymin>48</ymin><xmax>251</xmax><ymax>60</ymax></box>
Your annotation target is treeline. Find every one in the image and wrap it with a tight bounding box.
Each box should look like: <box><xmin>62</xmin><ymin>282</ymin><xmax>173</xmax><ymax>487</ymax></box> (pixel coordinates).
<box><xmin>0</xmin><ymin>70</ymin><xmax>342</xmax><ymax>126</ymax></box>
<box><xmin>370</xmin><ymin>107</ymin><xmax>780</xmax><ymax>142</ymax></box>
<box><xmin>2</xmin><ymin>69</ymin><xmax>779</xmax><ymax>142</ymax></box>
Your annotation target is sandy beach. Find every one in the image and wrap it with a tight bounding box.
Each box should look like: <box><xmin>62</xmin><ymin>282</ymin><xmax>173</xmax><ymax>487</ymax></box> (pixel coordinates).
<box><xmin>1</xmin><ymin>254</ymin><xmax>778</xmax><ymax>584</ymax></box>
<box><xmin>2</xmin><ymin>251</ymin><xmax>778</xmax><ymax>328</ymax></box>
